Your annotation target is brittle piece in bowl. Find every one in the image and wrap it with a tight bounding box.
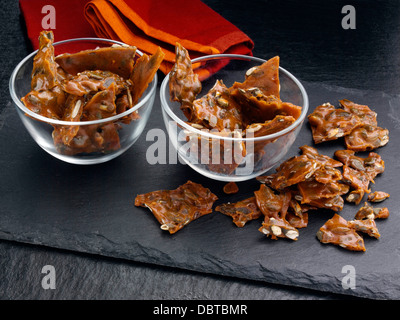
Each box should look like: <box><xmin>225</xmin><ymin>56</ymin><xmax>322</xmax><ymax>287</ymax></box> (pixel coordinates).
<box><xmin>55</xmin><ymin>44</ymin><xmax>137</xmax><ymax>79</ymax></box>
<box><xmin>231</xmin><ymin>56</ymin><xmax>281</xmax><ymax>98</ymax></box>
<box><xmin>169</xmin><ymin>43</ymin><xmax>202</xmax><ymax>121</ymax></box>
<box><xmin>191</xmin><ymin>80</ymin><xmax>244</xmax><ymax>130</ymax></box>
<box><xmin>230</xmin><ymin>87</ymin><xmax>301</xmax><ymax>124</ymax></box>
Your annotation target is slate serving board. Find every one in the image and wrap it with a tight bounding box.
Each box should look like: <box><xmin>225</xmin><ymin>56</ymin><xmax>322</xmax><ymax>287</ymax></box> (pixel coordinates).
<box><xmin>1</xmin><ymin>80</ymin><xmax>399</xmax><ymax>299</ymax></box>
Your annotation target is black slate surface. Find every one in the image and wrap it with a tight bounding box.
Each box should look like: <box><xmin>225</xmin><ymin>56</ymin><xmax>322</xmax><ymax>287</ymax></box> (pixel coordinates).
<box><xmin>1</xmin><ymin>76</ymin><xmax>399</xmax><ymax>299</ymax></box>
<box><xmin>2</xmin><ymin>0</ymin><xmax>400</xmax><ymax>301</ymax></box>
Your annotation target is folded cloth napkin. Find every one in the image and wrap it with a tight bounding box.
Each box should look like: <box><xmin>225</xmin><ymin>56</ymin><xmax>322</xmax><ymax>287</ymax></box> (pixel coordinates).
<box><xmin>19</xmin><ymin>0</ymin><xmax>254</xmax><ymax>75</ymax></box>
<box><xmin>84</xmin><ymin>0</ymin><xmax>254</xmax><ymax>73</ymax></box>
<box><xmin>19</xmin><ymin>0</ymin><xmax>97</xmax><ymax>50</ymax></box>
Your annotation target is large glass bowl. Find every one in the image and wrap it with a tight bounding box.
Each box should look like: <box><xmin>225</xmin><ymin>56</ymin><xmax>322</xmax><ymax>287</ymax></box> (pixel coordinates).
<box><xmin>9</xmin><ymin>38</ymin><xmax>157</xmax><ymax>165</ymax></box>
<box><xmin>160</xmin><ymin>54</ymin><xmax>309</xmax><ymax>181</ymax></box>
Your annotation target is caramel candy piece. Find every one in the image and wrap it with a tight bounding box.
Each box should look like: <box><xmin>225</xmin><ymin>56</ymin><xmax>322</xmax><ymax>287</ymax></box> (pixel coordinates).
<box><xmin>223</xmin><ymin>182</ymin><xmax>239</xmax><ymax>194</ymax></box>
<box><xmin>230</xmin><ymin>87</ymin><xmax>301</xmax><ymax>124</ymax></box>
<box><xmin>297</xmin><ymin>180</ymin><xmax>349</xmax><ymax>203</ymax></box>
<box><xmin>185</xmin><ymin>129</ymin><xmax>246</xmax><ymax>175</ymax></box>
<box><xmin>231</xmin><ymin>56</ymin><xmax>280</xmax><ymax>98</ymax></box>
<box><xmin>81</xmin><ymin>83</ymin><xmax>118</xmax><ymax>121</ymax></box>
<box><xmin>354</xmin><ymin>202</ymin><xmax>389</xmax><ymax>220</ymax></box>
<box><xmin>300</xmin><ymin>145</ymin><xmax>343</xmax><ymax>168</ymax></box>
<box><xmin>129</xmin><ymin>47</ymin><xmax>164</xmax><ymax>105</ymax></box>
<box><xmin>308</xmin><ymin>103</ymin><xmax>361</xmax><ymax>144</ymax></box>
<box><xmin>304</xmin><ymin>194</ymin><xmax>345</xmax><ymax>212</ymax></box>
<box><xmin>254</xmin><ymin>184</ymin><xmax>287</xmax><ymax>218</ymax></box>
<box><xmin>316</xmin><ymin>214</ymin><xmax>366</xmax><ymax>251</ymax></box>
<box><xmin>286</xmin><ymin>211</ymin><xmax>308</xmax><ymax>229</ymax></box>
<box><xmin>135</xmin><ymin>180</ymin><xmax>218</xmax><ymax>234</ymax></box>
<box><xmin>21</xmin><ymin>86</ymin><xmax>66</xmax><ymax>119</ymax></box>
<box><xmin>339</xmin><ymin>99</ymin><xmax>377</xmax><ymax>126</ymax></box>
<box><xmin>345</xmin><ymin>124</ymin><xmax>389</xmax><ymax>151</ymax></box>
<box><xmin>342</xmin><ymin>165</ymin><xmax>371</xmax><ymax>205</ymax></box>
<box><xmin>348</xmin><ymin>219</ymin><xmax>380</xmax><ymax>239</ymax></box>
<box><xmin>334</xmin><ymin>150</ymin><xmax>385</xmax><ymax>183</ymax></box>
<box><xmin>244</xmin><ymin>115</ymin><xmax>295</xmax><ymax>138</ymax></box>
<box><xmin>215</xmin><ymin>197</ymin><xmax>262</xmax><ymax>227</ymax></box>
<box><xmin>53</xmin><ymin>122</ymin><xmax>121</xmax><ymax>156</ymax></box>
<box><xmin>267</xmin><ymin>154</ymin><xmax>321</xmax><ymax>190</ymax></box>
<box><xmin>259</xmin><ymin>216</ymin><xmax>299</xmax><ymax>240</ymax></box>
<box><xmin>55</xmin><ymin>45</ymin><xmax>137</xmax><ymax>79</ymax></box>
<box><xmin>31</xmin><ymin>30</ymin><xmax>59</xmax><ymax>91</ymax></box>
<box><xmin>54</xmin><ymin>95</ymin><xmax>84</xmax><ymax>145</ymax></box>
<box><xmin>286</xmin><ymin>199</ymin><xmax>309</xmax><ymax>228</ymax></box>
<box><xmin>61</xmin><ymin>70</ymin><xmax>129</xmax><ymax>96</ymax></box>
<box><xmin>191</xmin><ymin>80</ymin><xmax>244</xmax><ymax>130</ymax></box>
<box><xmin>368</xmin><ymin>191</ymin><xmax>390</xmax><ymax>202</ymax></box>
<box><xmin>169</xmin><ymin>43</ymin><xmax>202</xmax><ymax>121</ymax></box>
<box><xmin>255</xmin><ymin>185</ymin><xmax>299</xmax><ymax>240</ymax></box>
<box><xmin>312</xmin><ymin>165</ymin><xmax>343</xmax><ymax>185</ymax></box>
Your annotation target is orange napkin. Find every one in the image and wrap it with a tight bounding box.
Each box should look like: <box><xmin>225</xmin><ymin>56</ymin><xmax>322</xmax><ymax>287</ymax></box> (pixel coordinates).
<box><xmin>84</xmin><ymin>0</ymin><xmax>254</xmax><ymax>74</ymax></box>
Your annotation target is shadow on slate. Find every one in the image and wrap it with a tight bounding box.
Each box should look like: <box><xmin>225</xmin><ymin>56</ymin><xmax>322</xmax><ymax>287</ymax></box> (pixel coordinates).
<box><xmin>1</xmin><ymin>79</ymin><xmax>400</xmax><ymax>300</ymax></box>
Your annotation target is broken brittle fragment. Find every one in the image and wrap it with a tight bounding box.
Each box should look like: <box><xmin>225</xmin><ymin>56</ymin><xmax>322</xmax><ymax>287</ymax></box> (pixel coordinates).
<box><xmin>31</xmin><ymin>30</ymin><xmax>59</xmax><ymax>91</ymax></box>
<box><xmin>341</xmin><ymin>165</ymin><xmax>371</xmax><ymax>205</ymax></box>
<box><xmin>354</xmin><ymin>202</ymin><xmax>389</xmax><ymax>220</ymax></box>
<box><xmin>265</xmin><ymin>154</ymin><xmax>321</xmax><ymax>190</ymax></box>
<box><xmin>229</xmin><ymin>87</ymin><xmax>301</xmax><ymax>125</ymax></box>
<box><xmin>231</xmin><ymin>56</ymin><xmax>281</xmax><ymax>98</ymax></box>
<box><xmin>215</xmin><ymin>196</ymin><xmax>262</xmax><ymax>227</ymax></box>
<box><xmin>135</xmin><ymin>181</ymin><xmax>218</xmax><ymax>234</ymax></box>
<box><xmin>259</xmin><ymin>216</ymin><xmax>299</xmax><ymax>240</ymax></box>
<box><xmin>316</xmin><ymin>214</ymin><xmax>366</xmax><ymax>252</ymax></box>
<box><xmin>348</xmin><ymin>219</ymin><xmax>380</xmax><ymax>239</ymax></box>
<box><xmin>308</xmin><ymin>102</ymin><xmax>361</xmax><ymax>144</ymax></box>
<box><xmin>191</xmin><ymin>80</ymin><xmax>244</xmax><ymax>130</ymax></box>
<box><xmin>53</xmin><ymin>122</ymin><xmax>121</xmax><ymax>155</ymax></box>
<box><xmin>169</xmin><ymin>43</ymin><xmax>202</xmax><ymax>121</ymax></box>
<box><xmin>55</xmin><ymin>44</ymin><xmax>137</xmax><ymax>79</ymax></box>
<box><xmin>223</xmin><ymin>182</ymin><xmax>239</xmax><ymax>194</ymax></box>
<box><xmin>368</xmin><ymin>191</ymin><xmax>390</xmax><ymax>202</ymax></box>
<box><xmin>60</xmin><ymin>70</ymin><xmax>129</xmax><ymax>97</ymax></box>
<box><xmin>299</xmin><ymin>145</ymin><xmax>343</xmax><ymax>168</ymax></box>
<box><xmin>255</xmin><ymin>184</ymin><xmax>299</xmax><ymax>240</ymax></box>
<box><xmin>129</xmin><ymin>47</ymin><xmax>165</xmax><ymax>105</ymax></box>
<box><xmin>344</xmin><ymin>124</ymin><xmax>389</xmax><ymax>152</ymax></box>
<box><xmin>339</xmin><ymin>99</ymin><xmax>377</xmax><ymax>126</ymax></box>
<box><xmin>186</xmin><ymin>129</ymin><xmax>246</xmax><ymax>175</ymax></box>
<box><xmin>334</xmin><ymin>150</ymin><xmax>385</xmax><ymax>183</ymax></box>
<box><xmin>297</xmin><ymin>180</ymin><xmax>349</xmax><ymax>203</ymax></box>
<box><xmin>308</xmin><ymin>99</ymin><xmax>389</xmax><ymax>151</ymax></box>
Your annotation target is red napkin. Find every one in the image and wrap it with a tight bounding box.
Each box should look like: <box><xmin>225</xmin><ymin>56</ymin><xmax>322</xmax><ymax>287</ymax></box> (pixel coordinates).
<box><xmin>19</xmin><ymin>0</ymin><xmax>254</xmax><ymax>75</ymax></box>
<box><xmin>84</xmin><ymin>0</ymin><xmax>254</xmax><ymax>73</ymax></box>
<box><xmin>19</xmin><ymin>0</ymin><xmax>97</xmax><ymax>49</ymax></box>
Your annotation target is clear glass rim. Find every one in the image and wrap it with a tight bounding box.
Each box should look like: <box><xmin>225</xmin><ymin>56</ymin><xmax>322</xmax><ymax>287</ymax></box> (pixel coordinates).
<box><xmin>9</xmin><ymin>37</ymin><xmax>157</xmax><ymax>126</ymax></box>
<box><xmin>160</xmin><ymin>53</ymin><xmax>309</xmax><ymax>142</ymax></box>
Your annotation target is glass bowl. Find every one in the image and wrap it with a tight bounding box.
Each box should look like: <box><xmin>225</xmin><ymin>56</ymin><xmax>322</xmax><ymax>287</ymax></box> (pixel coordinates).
<box><xmin>9</xmin><ymin>38</ymin><xmax>157</xmax><ymax>165</ymax></box>
<box><xmin>160</xmin><ymin>54</ymin><xmax>309</xmax><ymax>181</ymax></box>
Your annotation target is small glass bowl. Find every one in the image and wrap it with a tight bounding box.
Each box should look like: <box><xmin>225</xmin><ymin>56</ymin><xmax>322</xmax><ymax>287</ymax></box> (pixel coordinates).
<box><xmin>160</xmin><ymin>54</ymin><xmax>309</xmax><ymax>181</ymax></box>
<box><xmin>9</xmin><ymin>38</ymin><xmax>157</xmax><ymax>165</ymax></box>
